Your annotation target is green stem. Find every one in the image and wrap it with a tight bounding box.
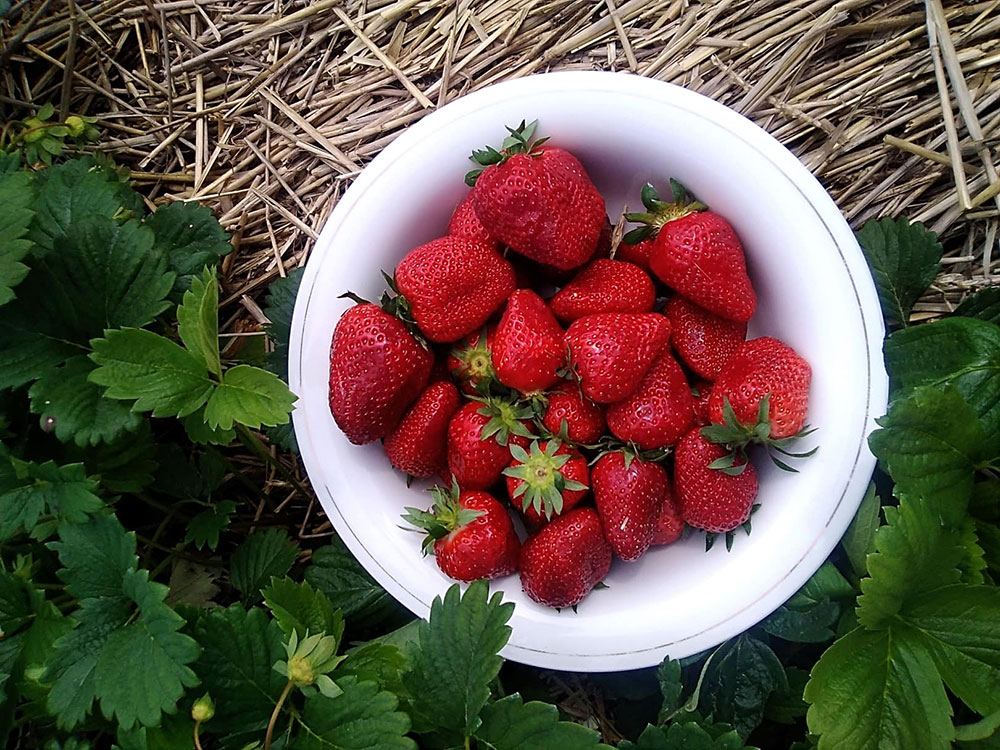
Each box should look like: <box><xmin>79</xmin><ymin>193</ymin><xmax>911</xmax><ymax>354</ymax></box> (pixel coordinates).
<box><xmin>193</xmin><ymin>720</ymin><xmax>205</xmax><ymax>750</ymax></box>
<box><xmin>265</xmin><ymin>679</ymin><xmax>295</xmax><ymax>750</ymax></box>
<box><xmin>464</xmin><ymin>736</ymin><xmax>471</xmax><ymax>750</ymax></box>
<box><xmin>235</xmin><ymin>424</ymin><xmax>311</xmax><ymax>499</ymax></box>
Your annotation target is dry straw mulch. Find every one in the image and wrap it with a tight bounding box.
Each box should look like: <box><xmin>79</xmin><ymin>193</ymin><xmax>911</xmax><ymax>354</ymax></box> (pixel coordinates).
<box><xmin>1</xmin><ymin>0</ymin><xmax>998</xmax><ymax>534</ymax></box>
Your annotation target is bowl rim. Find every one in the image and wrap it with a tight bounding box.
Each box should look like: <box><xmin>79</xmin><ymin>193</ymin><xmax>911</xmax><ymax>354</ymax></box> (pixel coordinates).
<box><xmin>289</xmin><ymin>70</ymin><xmax>889</xmax><ymax>670</ymax></box>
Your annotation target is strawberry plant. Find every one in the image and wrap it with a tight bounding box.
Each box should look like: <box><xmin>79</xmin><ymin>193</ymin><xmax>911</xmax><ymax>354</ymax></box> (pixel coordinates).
<box><xmin>2</xmin><ymin>127</ymin><xmax>999</xmax><ymax>750</ymax></box>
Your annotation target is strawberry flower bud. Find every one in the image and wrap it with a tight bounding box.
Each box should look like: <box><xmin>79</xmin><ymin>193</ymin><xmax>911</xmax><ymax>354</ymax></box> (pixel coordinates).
<box><xmin>65</xmin><ymin>115</ymin><xmax>86</xmax><ymax>137</ymax></box>
<box><xmin>191</xmin><ymin>693</ymin><xmax>215</xmax><ymax>722</ymax></box>
<box><xmin>273</xmin><ymin>630</ymin><xmax>345</xmax><ymax>690</ymax></box>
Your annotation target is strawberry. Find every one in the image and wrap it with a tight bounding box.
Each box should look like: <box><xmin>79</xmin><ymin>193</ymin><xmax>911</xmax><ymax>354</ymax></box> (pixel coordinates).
<box><xmin>395</xmin><ymin>236</ymin><xmax>515</xmax><ymax>343</ymax></box>
<box><xmin>708</xmin><ymin>337</ymin><xmax>812</xmax><ymax>440</ymax></box>
<box><xmin>564</xmin><ymin>313</ymin><xmax>671</xmax><ymax>403</ymax></box>
<box><xmin>549</xmin><ymin>259</ymin><xmax>656</xmax><ymax>323</ymax></box>
<box><xmin>328</xmin><ymin>303</ymin><xmax>432</xmax><ymax>444</ymax></box>
<box><xmin>446</xmin><ymin>398</ymin><xmax>533</xmax><ymax>490</ymax></box>
<box><xmin>674</xmin><ymin>429</ymin><xmax>758</xmax><ymax>533</ymax></box>
<box><xmin>541</xmin><ymin>381</ymin><xmax>606</xmax><ymax>445</ymax></box>
<box><xmin>651</xmin><ymin>484</ymin><xmax>685</xmax><ymax>545</ymax></box>
<box><xmin>615</xmin><ymin>237</ymin><xmax>654</xmax><ymax>272</ymax></box>
<box><xmin>691</xmin><ymin>380</ymin><xmax>713</xmax><ymax>425</ymax></box>
<box><xmin>627</xmin><ymin>182</ymin><xmax>756</xmax><ymax>322</ymax></box>
<box><xmin>591</xmin><ymin>451</ymin><xmax>668</xmax><ymax>561</ymax></box>
<box><xmin>665</xmin><ymin>296</ymin><xmax>747</xmax><ymax>380</ymax></box>
<box><xmin>504</xmin><ymin>440</ymin><xmax>589</xmax><ymax>527</ymax></box>
<box><xmin>468</xmin><ymin>121</ymin><xmax>606</xmax><ymax>271</ymax></box>
<box><xmin>447</xmin><ymin>327</ymin><xmax>496</xmax><ymax>395</ymax></box>
<box><xmin>519</xmin><ymin>507</ymin><xmax>611</xmax><ymax>608</ymax></box>
<box><xmin>605</xmin><ymin>348</ymin><xmax>695</xmax><ymax>450</ymax></box>
<box><xmin>403</xmin><ymin>481</ymin><xmax>519</xmax><ymax>582</ymax></box>
<box><xmin>492</xmin><ymin>289</ymin><xmax>565</xmax><ymax>394</ymax></box>
<box><xmin>383</xmin><ymin>381</ymin><xmax>461</xmax><ymax>478</ymax></box>
<box><xmin>447</xmin><ymin>190</ymin><xmax>498</xmax><ymax>250</ymax></box>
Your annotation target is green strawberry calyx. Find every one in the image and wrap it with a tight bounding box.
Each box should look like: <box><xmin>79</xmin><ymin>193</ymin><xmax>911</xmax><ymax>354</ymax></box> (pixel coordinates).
<box><xmin>703</xmin><ymin>503</ymin><xmax>761</xmax><ymax>552</ymax></box>
<box><xmin>471</xmin><ymin>395</ymin><xmax>536</xmax><ymax>447</ymax></box>
<box><xmin>623</xmin><ymin>179</ymin><xmax>708</xmax><ymax>244</ymax></box>
<box><xmin>700</xmin><ymin>395</ymin><xmax>818</xmax><ymax>475</ymax></box>
<box><xmin>503</xmin><ymin>439</ymin><xmax>588</xmax><ymax>520</ymax></box>
<box><xmin>450</xmin><ymin>328</ymin><xmax>496</xmax><ymax>394</ymax></box>
<box><xmin>586</xmin><ymin>436</ymin><xmax>671</xmax><ymax>466</ymax></box>
<box><xmin>465</xmin><ymin>119</ymin><xmax>550</xmax><ymax>186</ymax></box>
<box><xmin>401</xmin><ymin>478</ymin><xmax>486</xmax><ymax>555</ymax></box>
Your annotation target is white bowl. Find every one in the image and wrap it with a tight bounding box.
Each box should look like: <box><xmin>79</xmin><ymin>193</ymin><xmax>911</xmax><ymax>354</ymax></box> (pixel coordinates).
<box><xmin>289</xmin><ymin>71</ymin><xmax>888</xmax><ymax>671</ymax></box>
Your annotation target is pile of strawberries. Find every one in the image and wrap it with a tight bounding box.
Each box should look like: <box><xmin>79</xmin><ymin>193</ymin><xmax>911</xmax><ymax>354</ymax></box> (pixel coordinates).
<box><xmin>328</xmin><ymin>121</ymin><xmax>814</xmax><ymax>609</ymax></box>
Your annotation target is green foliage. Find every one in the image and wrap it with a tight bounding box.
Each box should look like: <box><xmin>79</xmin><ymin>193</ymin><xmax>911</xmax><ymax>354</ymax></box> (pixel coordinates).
<box><xmin>44</xmin><ymin>516</ymin><xmax>200</xmax><ymax>729</ymax></box>
<box><xmin>762</xmin><ymin>563</ymin><xmax>854</xmax><ymax>643</ymax></box>
<box><xmin>476</xmin><ymin>694</ymin><xmax>612</xmax><ymax>748</ymax></box>
<box><xmin>620</xmin><ymin>721</ymin><xmax>754</xmax><ymax>749</ymax></box>
<box><xmin>304</xmin><ymin>537</ymin><xmax>406</xmax><ymax>627</ymax></box>
<box><xmin>230</xmin><ymin>529</ymin><xmax>298</xmax><ymax>602</ymax></box>
<box><xmin>144</xmin><ymin>202</ymin><xmax>233</xmax><ymax>298</ymax></box>
<box><xmin>856</xmin><ymin>217</ymin><xmax>942</xmax><ymax>326</ymax></box>
<box><xmin>883</xmin><ymin>317</ymin><xmax>1000</xmax><ymax>443</ymax></box>
<box><xmin>840</xmin><ymin>482</ymin><xmax>881</xmax><ymax>578</ymax></box>
<box><xmin>0</xmin><ymin>456</ymin><xmax>103</xmax><ymax>541</ymax></box>
<box><xmin>403</xmin><ymin>580</ymin><xmax>514</xmax><ymax>741</ymax></box>
<box><xmin>263</xmin><ymin>577</ymin><xmax>344</xmax><ymax>642</ymax></box>
<box><xmin>292</xmin><ymin>677</ymin><xmax>415</xmax><ymax>750</ymax></box>
<box><xmin>184</xmin><ymin>501</ymin><xmax>236</xmax><ymax>551</ymax></box>
<box><xmin>0</xmin><ymin>164</ymin><xmax>35</xmax><ymax>306</ymax></box>
<box><xmin>805</xmin><ymin>626</ymin><xmax>953</xmax><ymax>750</ymax></box>
<box><xmin>955</xmin><ymin>287</ymin><xmax>1000</xmax><ymax>325</ymax></box>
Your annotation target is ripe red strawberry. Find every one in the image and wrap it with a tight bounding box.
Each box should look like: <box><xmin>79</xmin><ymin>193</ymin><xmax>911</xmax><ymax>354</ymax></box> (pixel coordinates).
<box><xmin>606</xmin><ymin>348</ymin><xmax>695</xmax><ymax>449</ymax></box>
<box><xmin>504</xmin><ymin>440</ymin><xmax>589</xmax><ymax>527</ymax></box>
<box><xmin>328</xmin><ymin>303</ymin><xmax>432</xmax><ymax>444</ymax></box>
<box><xmin>665</xmin><ymin>296</ymin><xmax>747</xmax><ymax>380</ymax></box>
<box><xmin>492</xmin><ymin>290</ymin><xmax>565</xmax><ymax>394</ymax></box>
<box><xmin>447</xmin><ymin>191</ymin><xmax>498</xmax><ymax>250</ymax></box>
<box><xmin>691</xmin><ymin>380</ymin><xmax>713</xmax><ymax>425</ymax></box>
<box><xmin>447</xmin><ymin>327</ymin><xmax>496</xmax><ymax>395</ymax></box>
<box><xmin>563</xmin><ymin>313</ymin><xmax>671</xmax><ymax>403</ymax></box>
<box><xmin>708</xmin><ymin>337</ymin><xmax>812</xmax><ymax>440</ymax></box>
<box><xmin>652</xmin><ymin>484</ymin><xmax>685</xmax><ymax>545</ymax></box>
<box><xmin>627</xmin><ymin>182</ymin><xmax>755</xmax><ymax>322</ymax></box>
<box><xmin>446</xmin><ymin>399</ymin><xmax>533</xmax><ymax>490</ymax></box>
<box><xmin>403</xmin><ymin>482</ymin><xmax>519</xmax><ymax>582</ymax></box>
<box><xmin>541</xmin><ymin>381</ymin><xmax>606</xmax><ymax>445</ymax></box>
<box><xmin>384</xmin><ymin>381</ymin><xmax>461</xmax><ymax>478</ymax></box>
<box><xmin>469</xmin><ymin>121</ymin><xmax>606</xmax><ymax>271</ymax></box>
<box><xmin>519</xmin><ymin>507</ymin><xmax>612</xmax><ymax>608</ymax></box>
<box><xmin>674</xmin><ymin>429</ymin><xmax>758</xmax><ymax>533</ymax></box>
<box><xmin>395</xmin><ymin>236</ymin><xmax>515</xmax><ymax>343</ymax></box>
<box><xmin>615</xmin><ymin>237</ymin><xmax>654</xmax><ymax>272</ymax></box>
<box><xmin>549</xmin><ymin>259</ymin><xmax>656</xmax><ymax>323</ymax></box>
<box><xmin>592</xmin><ymin>451</ymin><xmax>668</xmax><ymax>561</ymax></box>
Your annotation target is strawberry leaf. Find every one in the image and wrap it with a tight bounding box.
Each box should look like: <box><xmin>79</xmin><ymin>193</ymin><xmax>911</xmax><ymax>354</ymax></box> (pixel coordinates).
<box><xmin>955</xmin><ymin>287</ymin><xmax>1000</xmax><ymax>326</ymax></box>
<box><xmin>902</xmin><ymin>585</ymin><xmax>1000</xmax><ymax>716</ymax></box>
<box><xmin>403</xmin><ymin>580</ymin><xmax>513</xmax><ymax>741</ymax></box>
<box><xmin>89</xmin><ymin>328</ymin><xmax>215</xmax><ymax>419</ymax></box>
<box><xmin>856</xmin><ymin>217</ymin><xmax>942</xmax><ymax>327</ymax></box>
<box><xmin>840</xmin><ymin>482</ymin><xmax>881</xmax><ymax>578</ymax></box>
<box><xmin>262</xmin><ymin>576</ymin><xmax>344</xmax><ymax>644</ymax></box>
<box><xmin>883</xmin><ymin>318</ymin><xmax>1000</xmax><ymax>444</ymax></box>
<box><xmin>474</xmin><ymin>693</ymin><xmax>612</xmax><ymax>749</ymax></box>
<box><xmin>28</xmin><ymin>355</ymin><xmax>143</xmax><ymax>447</ymax></box>
<box><xmin>697</xmin><ymin>634</ymin><xmax>786</xmax><ymax>739</ymax></box>
<box><xmin>202</xmin><ymin>364</ymin><xmax>296</xmax><ymax>431</ymax></box>
<box><xmin>304</xmin><ymin>539</ymin><xmax>403</xmax><ymax>628</ymax></box>
<box><xmin>619</xmin><ymin>720</ymin><xmax>753</xmax><ymax>749</ymax></box>
<box><xmin>0</xmin><ymin>166</ymin><xmax>35</xmax><ymax>307</ymax></box>
<box><xmin>229</xmin><ymin>528</ymin><xmax>298</xmax><ymax>603</ymax></box>
<box><xmin>805</xmin><ymin>625</ymin><xmax>954</xmax><ymax>750</ymax></box>
<box><xmin>0</xmin><ymin>457</ymin><xmax>103</xmax><ymax>542</ymax></box>
<box><xmin>43</xmin><ymin>516</ymin><xmax>199</xmax><ymax>730</ymax></box>
<box><xmin>187</xmin><ymin>605</ymin><xmax>287</xmax><ymax>746</ymax></box>
<box><xmin>291</xmin><ymin>677</ymin><xmax>415</xmax><ymax>750</ymax></box>
<box><xmin>263</xmin><ymin>267</ymin><xmax>304</xmax><ymax>379</ymax></box>
<box><xmin>144</xmin><ymin>202</ymin><xmax>232</xmax><ymax>299</ymax></box>
<box><xmin>183</xmin><ymin>501</ymin><xmax>236</xmax><ymax>551</ymax></box>
<box><xmin>856</xmin><ymin>492</ymin><xmax>964</xmax><ymax>631</ymax></box>
<box><xmin>868</xmin><ymin>386</ymin><xmax>986</xmax><ymax>526</ymax></box>
<box><xmin>177</xmin><ymin>267</ymin><xmax>221</xmax><ymax>378</ymax></box>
